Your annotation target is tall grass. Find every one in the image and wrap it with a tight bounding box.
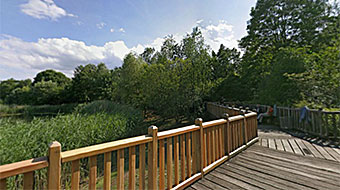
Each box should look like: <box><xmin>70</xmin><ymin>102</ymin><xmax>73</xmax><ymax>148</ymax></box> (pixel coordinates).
<box><xmin>0</xmin><ymin>101</ymin><xmax>144</xmax><ymax>189</ymax></box>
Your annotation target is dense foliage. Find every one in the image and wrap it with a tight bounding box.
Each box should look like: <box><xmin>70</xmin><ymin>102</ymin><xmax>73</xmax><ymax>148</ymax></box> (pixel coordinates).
<box><xmin>0</xmin><ymin>0</ymin><xmax>339</xmax><ymax>112</ymax></box>
<box><xmin>0</xmin><ymin>101</ymin><xmax>143</xmax><ymax>165</ymax></box>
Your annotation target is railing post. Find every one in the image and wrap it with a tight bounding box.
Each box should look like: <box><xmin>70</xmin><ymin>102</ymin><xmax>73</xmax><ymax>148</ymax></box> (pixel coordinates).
<box><xmin>242</xmin><ymin>110</ymin><xmax>248</xmax><ymax>144</ymax></box>
<box><xmin>318</xmin><ymin>108</ymin><xmax>323</xmax><ymax>137</ymax></box>
<box><xmin>147</xmin><ymin>126</ymin><xmax>158</xmax><ymax>190</ymax></box>
<box><xmin>223</xmin><ymin>113</ymin><xmax>230</xmax><ymax>156</ymax></box>
<box><xmin>0</xmin><ymin>179</ymin><xmax>6</xmax><ymax>190</ymax></box>
<box><xmin>48</xmin><ymin>141</ymin><xmax>61</xmax><ymax>190</ymax></box>
<box><xmin>195</xmin><ymin>118</ymin><xmax>204</xmax><ymax>178</ymax></box>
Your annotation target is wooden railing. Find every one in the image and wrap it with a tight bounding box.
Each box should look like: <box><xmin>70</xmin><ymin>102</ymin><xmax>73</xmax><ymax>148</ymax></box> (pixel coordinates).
<box><xmin>0</xmin><ymin>107</ymin><xmax>258</xmax><ymax>190</ymax></box>
<box><xmin>217</xmin><ymin>102</ymin><xmax>340</xmax><ymax>139</ymax></box>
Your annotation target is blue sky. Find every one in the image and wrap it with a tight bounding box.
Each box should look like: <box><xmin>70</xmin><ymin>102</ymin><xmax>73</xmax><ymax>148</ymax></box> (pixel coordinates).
<box><xmin>0</xmin><ymin>0</ymin><xmax>256</xmax><ymax>80</ymax></box>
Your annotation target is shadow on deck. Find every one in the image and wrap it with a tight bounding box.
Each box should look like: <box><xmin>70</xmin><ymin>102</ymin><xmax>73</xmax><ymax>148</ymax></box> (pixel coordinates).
<box><xmin>186</xmin><ymin>145</ymin><xmax>340</xmax><ymax>190</ymax></box>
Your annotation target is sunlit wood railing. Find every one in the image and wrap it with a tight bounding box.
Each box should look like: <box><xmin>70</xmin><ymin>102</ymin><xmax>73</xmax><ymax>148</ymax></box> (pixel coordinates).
<box><xmin>0</xmin><ymin>106</ymin><xmax>258</xmax><ymax>190</ymax></box>
<box><xmin>213</xmin><ymin>101</ymin><xmax>340</xmax><ymax>139</ymax></box>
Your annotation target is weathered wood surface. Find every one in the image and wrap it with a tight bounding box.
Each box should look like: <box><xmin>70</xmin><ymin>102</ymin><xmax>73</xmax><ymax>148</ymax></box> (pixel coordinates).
<box><xmin>257</xmin><ymin>125</ymin><xmax>340</xmax><ymax>162</ymax></box>
<box><xmin>187</xmin><ymin>145</ymin><xmax>340</xmax><ymax>190</ymax></box>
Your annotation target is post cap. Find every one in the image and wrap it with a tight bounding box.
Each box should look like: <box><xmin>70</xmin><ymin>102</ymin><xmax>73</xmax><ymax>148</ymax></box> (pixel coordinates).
<box><xmin>148</xmin><ymin>125</ymin><xmax>158</xmax><ymax>136</ymax></box>
<box><xmin>195</xmin><ymin>118</ymin><xmax>203</xmax><ymax>125</ymax></box>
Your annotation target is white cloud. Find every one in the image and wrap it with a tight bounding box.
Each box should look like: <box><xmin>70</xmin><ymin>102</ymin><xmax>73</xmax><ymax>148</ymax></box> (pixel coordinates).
<box><xmin>110</xmin><ymin>28</ymin><xmax>115</xmax><ymax>32</ymax></box>
<box><xmin>0</xmin><ymin>20</ymin><xmax>238</xmax><ymax>79</ymax></box>
<box><xmin>0</xmin><ymin>35</ymin><xmax>144</xmax><ymax>79</ymax></box>
<box><xmin>96</xmin><ymin>22</ymin><xmax>106</xmax><ymax>29</ymax></box>
<box><xmin>119</xmin><ymin>28</ymin><xmax>126</xmax><ymax>33</ymax></box>
<box><xmin>20</xmin><ymin>0</ymin><xmax>76</xmax><ymax>21</ymax></box>
<box><xmin>200</xmin><ymin>20</ymin><xmax>238</xmax><ymax>51</ymax></box>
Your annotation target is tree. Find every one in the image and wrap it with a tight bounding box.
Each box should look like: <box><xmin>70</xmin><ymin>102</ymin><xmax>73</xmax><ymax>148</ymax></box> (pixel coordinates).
<box><xmin>238</xmin><ymin>0</ymin><xmax>335</xmax><ymax>102</ymax></box>
<box><xmin>0</xmin><ymin>79</ymin><xmax>32</xmax><ymax>104</ymax></box>
<box><xmin>117</xmin><ymin>54</ymin><xmax>146</xmax><ymax>107</ymax></box>
<box><xmin>33</xmin><ymin>69</ymin><xmax>70</xmax><ymax>86</ymax></box>
<box><xmin>31</xmin><ymin>81</ymin><xmax>63</xmax><ymax>105</ymax></box>
<box><xmin>70</xmin><ymin>63</ymin><xmax>112</xmax><ymax>103</ymax></box>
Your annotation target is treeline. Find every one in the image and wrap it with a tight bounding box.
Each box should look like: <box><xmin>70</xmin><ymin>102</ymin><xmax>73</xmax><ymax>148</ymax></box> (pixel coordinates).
<box><xmin>1</xmin><ymin>0</ymin><xmax>339</xmax><ymax>118</ymax></box>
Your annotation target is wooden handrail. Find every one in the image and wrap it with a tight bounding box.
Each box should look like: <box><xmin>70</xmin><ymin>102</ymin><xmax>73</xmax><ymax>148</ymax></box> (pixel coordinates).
<box><xmin>1</xmin><ymin>103</ymin><xmax>259</xmax><ymax>189</ymax></box>
<box><xmin>158</xmin><ymin>125</ymin><xmax>199</xmax><ymax>140</ymax></box>
<box><xmin>61</xmin><ymin>135</ymin><xmax>152</xmax><ymax>163</ymax></box>
<box><xmin>0</xmin><ymin>156</ymin><xmax>48</xmax><ymax>179</ymax></box>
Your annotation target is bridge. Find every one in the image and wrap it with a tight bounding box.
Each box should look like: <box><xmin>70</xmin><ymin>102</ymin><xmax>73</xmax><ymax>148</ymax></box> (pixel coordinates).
<box><xmin>0</xmin><ymin>102</ymin><xmax>339</xmax><ymax>189</ymax></box>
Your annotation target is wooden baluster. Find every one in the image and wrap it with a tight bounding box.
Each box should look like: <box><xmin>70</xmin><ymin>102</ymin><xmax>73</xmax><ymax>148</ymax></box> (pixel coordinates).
<box><xmin>174</xmin><ymin>136</ymin><xmax>179</xmax><ymax>185</ymax></box>
<box><xmin>219</xmin><ymin>125</ymin><xmax>224</xmax><ymax>158</ymax></box>
<box><xmin>333</xmin><ymin>114</ymin><xmax>337</xmax><ymax>139</ymax></box>
<box><xmin>104</xmin><ymin>152</ymin><xmax>111</xmax><ymax>190</ymax></box>
<box><xmin>191</xmin><ymin>132</ymin><xmax>197</xmax><ymax>174</ymax></box>
<box><xmin>89</xmin><ymin>156</ymin><xmax>97</xmax><ymax>190</ymax></box>
<box><xmin>232</xmin><ymin>122</ymin><xmax>236</xmax><ymax>150</ymax></box>
<box><xmin>203</xmin><ymin>127</ymin><xmax>207</xmax><ymax>167</ymax></box>
<box><xmin>186</xmin><ymin>132</ymin><xmax>192</xmax><ymax>178</ymax></box>
<box><xmin>139</xmin><ymin>144</ymin><xmax>146</xmax><ymax>190</ymax></box>
<box><xmin>211</xmin><ymin>127</ymin><xmax>216</xmax><ymax>162</ymax></box>
<box><xmin>147</xmin><ymin>126</ymin><xmax>158</xmax><ymax>190</ymax></box>
<box><xmin>215</xmin><ymin>126</ymin><xmax>219</xmax><ymax>160</ymax></box>
<box><xmin>0</xmin><ymin>179</ymin><xmax>6</xmax><ymax>190</ymax></box>
<box><xmin>48</xmin><ymin>141</ymin><xmax>61</xmax><ymax>190</ymax></box>
<box><xmin>180</xmin><ymin>134</ymin><xmax>186</xmax><ymax>181</ymax></box>
<box><xmin>195</xmin><ymin>118</ymin><xmax>204</xmax><ymax>178</ymax></box>
<box><xmin>117</xmin><ymin>149</ymin><xmax>124</xmax><ymax>190</ymax></box>
<box><xmin>223</xmin><ymin>114</ymin><xmax>230</xmax><ymax>155</ymax></box>
<box><xmin>71</xmin><ymin>160</ymin><xmax>80</xmax><ymax>190</ymax></box>
<box><xmin>318</xmin><ymin>109</ymin><xmax>323</xmax><ymax>137</ymax></box>
<box><xmin>206</xmin><ymin>127</ymin><xmax>211</xmax><ymax>165</ymax></box>
<box><xmin>242</xmin><ymin>111</ymin><xmax>248</xmax><ymax>144</ymax></box>
<box><xmin>129</xmin><ymin>147</ymin><xmax>136</xmax><ymax>190</ymax></box>
<box><xmin>23</xmin><ymin>171</ymin><xmax>34</xmax><ymax>190</ymax></box>
<box><xmin>159</xmin><ymin>140</ymin><xmax>165</xmax><ymax>190</ymax></box>
<box><xmin>166</xmin><ymin>138</ymin><xmax>173</xmax><ymax>190</ymax></box>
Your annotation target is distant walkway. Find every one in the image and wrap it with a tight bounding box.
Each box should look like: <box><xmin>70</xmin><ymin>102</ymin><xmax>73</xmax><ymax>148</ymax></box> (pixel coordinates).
<box><xmin>258</xmin><ymin>124</ymin><xmax>340</xmax><ymax>162</ymax></box>
<box><xmin>187</xmin><ymin>145</ymin><xmax>340</xmax><ymax>190</ymax></box>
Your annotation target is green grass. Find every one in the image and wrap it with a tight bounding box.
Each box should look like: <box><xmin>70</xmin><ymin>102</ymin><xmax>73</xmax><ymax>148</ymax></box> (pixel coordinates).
<box><xmin>0</xmin><ymin>101</ymin><xmax>144</xmax><ymax>189</ymax></box>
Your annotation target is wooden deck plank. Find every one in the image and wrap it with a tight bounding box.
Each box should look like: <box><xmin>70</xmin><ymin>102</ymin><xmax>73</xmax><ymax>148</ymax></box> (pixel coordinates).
<box><xmin>232</xmin><ymin>158</ymin><xmax>316</xmax><ymax>190</ymax></box>
<box><xmin>288</xmin><ymin>139</ymin><xmax>303</xmax><ymax>155</ymax></box>
<box><xmin>239</xmin><ymin>151</ymin><xmax>340</xmax><ymax>185</ymax></box>
<box><xmin>189</xmin><ymin>144</ymin><xmax>340</xmax><ymax>190</ymax></box>
<box><xmin>220</xmin><ymin>164</ymin><xmax>282</xmax><ymax>190</ymax></box>
<box><xmin>236</xmin><ymin>155</ymin><xmax>338</xmax><ymax>189</ymax></box>
<box><xmin>295</xmin><ymin>139</ymin><xmax>314</xmax><ymax>157</ymax></box>
<box><xmin>280</xmin><ymin>139</ymin><xmax>294</xmax><ymax>153</ymax></box>
<box><xmin>268</xmin><ymin>139</ymin><xmax>276</xmax><ymax>149</ymax></box>
<box><xmin>312</xmin><ymin>143</ymin><xmax>336</xmax><ymax>161</ymax></box>
<box><xmin>196</xmin><ymin>178</ymin><xmax>228</xmax><ymax>190</ymax></box>
<box><xmin>324</xmin><ymin>146</ymin><xmax>340</xmax><ymax>162</ymax></box>
<box><xmin>332</xmin><ymin>147</ymin><xmax>340</xmax><ymax>155</ymax></box>
<box><xmin>261</xmin><ymin>138</ymin><xmax>268</xmax><ymax>147</ymax></box>
<box><xmin>301</xmin><ymin>140</ymin><xmax>324</xmax><ymax>159</ymax></box>
<box><xmin>247</xmin><ymin>145</ymin><xmax>340</xmax><ymax>174</ymax></box>
<box><xmin>211</xmin><ymin>169</ymin><xmax>262</xmax><ymax>190</ymax></box>
<box><xmin>274</xmin><ymin>139</ymin><xmax>284</xmax><ymax>151</ymax></box>
<box><xmin>227</xmin><ymin>162</ymin><xmax>303</xmax><ymax>190</ymax></box>
<box><xmin>204</xmin><ymin>173</ymin><xmax>244</xmax><ymax>190</ymax></box>
<box><xmin>191</xmin><ymin>181</ymin><xmax>210</xmax><ymax>190</ymax></box>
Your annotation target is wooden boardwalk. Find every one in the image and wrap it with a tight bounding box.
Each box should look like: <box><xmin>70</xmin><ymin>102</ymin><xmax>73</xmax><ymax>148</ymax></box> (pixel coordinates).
<box><xmin>257</xmin><ymin>124</ymin><xmax>340</xmax><ymax>162</ymax></box>
<box><xmin>186</xmin><ymin>145</ymin><xmax>340</xmax><ymax>190</ymax></box>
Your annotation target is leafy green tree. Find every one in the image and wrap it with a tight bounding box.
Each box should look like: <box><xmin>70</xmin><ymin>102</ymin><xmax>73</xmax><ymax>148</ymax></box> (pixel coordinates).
<box><xmin>70</xmin><ymin>63</ymin><xmax>112</xmax><ymax>103</ymax></box>
<box><xmin>116</xmin><ymin>54</ymin><xmax>146</xmax><ymax>108</ymax></box>
<box><xmin>31</xmin><ymin>81</ymin><xmax>63</xmax><ymax>105</ymax></box>
<box><xmin>33</xmin><ymin>69</ymin><xmax>70</xmax><ymax>86</ymax></box>
<box><xmin>211</xmin><ymin>45</ymin><xmax>241</xmax><ymax>80</ymax></box>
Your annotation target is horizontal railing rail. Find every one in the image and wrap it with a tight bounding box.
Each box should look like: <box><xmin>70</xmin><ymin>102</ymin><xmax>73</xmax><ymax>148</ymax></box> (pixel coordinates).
<box><xmin>211</xmin><ymin>101</ymin><xmax>339</xmax><ymax>139</ymax></box>
<box><xmin>0</xmin><ymin>106</ymin><xmax>258</xmax><ymax>190</ymax></box>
